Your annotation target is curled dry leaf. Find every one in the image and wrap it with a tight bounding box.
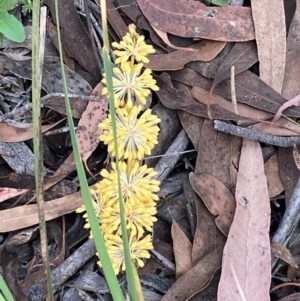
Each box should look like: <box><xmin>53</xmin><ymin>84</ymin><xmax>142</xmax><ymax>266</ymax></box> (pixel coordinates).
<box><xmin>264</xmin><ymin>152</ymin><xmax>284</xmax><ymax>198</ymax></box>
<box><xmin>170</xmin><ymin>68</ymin><xmax>300</xmax><ymax>118</ymax></box>
<box><xmin>145</xmin><ymin>40</ymin><xmax>226</xmax><ymax>71</ymax></box>
<box><xmin>0</xmin><ymin>121</ymin><xmax>62</xmax><ymax>143</ymax></box>
<box><xmin>171</xmin><ymin>219</ymin><xmax>192</xmax><ymax>279</ymax></box>
<box><xmin>137</xmin><ymin>0</ymin><xmax>255</xmax><ymax>41</ymax></box>
<box><xmin>189</xmin><ymin>173</ymin><xmax>235</xmax><ymax>236</ymax></box>
<box><xmin>271</xmin><ymin>242</ymin><xmax>298</xmax><ymax>268</ymax></box>
<box><xmin>162</xmin><ymin>247</ymin><xmax>223</xmax><ymax>301</ymax></box>
<box><xmin>273</xmin><ymin>93</ymin><xmax>300</xmax><ymax>123</ymax></box>
<box><xmin>218</xmin><ymin>139</ymin><xmax>271</xmax><ymax>301</ymax></box>
<box><xmin>278</xmin><ymin>148</ymin><xmax>300</xmax><ymax>202</ymax></box>
<box><xmin>150</xmin><ymin>23</ymin><xmax>198</xmax><ymax>51</ymax></box>
<box><xmin>0</xmin><ymin>188</ymin><xmax>28</xmax><ymax>203</ymax></box>
<box><xmin>76</xmin><ymin>83</ymin><xmax>108</xmax><ymax>174</ymax></box>
<box><xmin>282</xmin><ymin>0</ymin><xmax>300</xmax><ymax>100</ymax></box>
<box><xmin>0</xmin><ymin>190</ymin><xmax>83</xmax><ymax>232</ymax></box>
<box><xmin>293</xmin><ymin>144</ymin><xmax>300</xmax><ymax>171</ymax></box>
<box><xmin>210</xmin><ymin>41</ymin><xmax>258</xmax><ymax>93</ymax></box>
<box><xmin>194</xmin><ymin>119</ymin><xmax>233</xmax><ymax>190</ymax></box>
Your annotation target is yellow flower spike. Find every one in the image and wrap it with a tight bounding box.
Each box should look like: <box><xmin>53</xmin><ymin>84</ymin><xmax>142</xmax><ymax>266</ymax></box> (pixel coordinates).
<box><xmin>112</xmin><ymin>24</ymin><xmax>155</xmax><ymax>64</ymax></box>
<box><xmin>76</xmin><ymin>189</ymin><xmax>118</xmax><ymax>230</ymax></box>
<box><xmin>98</xmin><ymin>161</ymin><xmax>160</xmax><ymax>208</ymax></box>
<box><xmin>99</xmin><ymin>103</ymin><xmax>160</xmax><ymax>160</ymax></box>
<box><xmin>101</xmin><ymin>61</ymin><xmax>158</xmax><ymax>108</ymax></box>
<box><xmin>97</xmin><ymin>233</ymin><xmax>153</xmax><ymax>275</ymax></box>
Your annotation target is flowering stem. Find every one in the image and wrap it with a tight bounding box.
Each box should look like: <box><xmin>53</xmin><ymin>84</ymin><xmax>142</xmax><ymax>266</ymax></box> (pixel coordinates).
<box><xmin>54</xmin><ymin>1</ymin><xmax>124</xmax><ymax>300</ymax></box>
<box><xmin>100</xmin><ymin>2</ymin><xmax>141</xmax><ymax>300</ymax></box>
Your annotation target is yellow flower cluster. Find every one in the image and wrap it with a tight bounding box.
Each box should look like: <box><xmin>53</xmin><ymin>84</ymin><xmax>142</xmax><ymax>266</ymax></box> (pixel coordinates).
<box><xmin>76</xmin><ymin>24</ymin><xmax>161</xmax><ymax>275</ymax></box>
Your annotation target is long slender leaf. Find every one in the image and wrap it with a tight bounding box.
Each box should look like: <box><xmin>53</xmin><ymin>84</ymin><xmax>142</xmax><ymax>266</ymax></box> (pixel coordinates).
<box><xmin>31</xmin><ymin>3</ymin><xmax>53</xmax><ymax>301</ymax></box>
<box><xmin>54</xmin><ymin>1</ymin><xmax>124</xmax><ymax>300</ymax></box>
<box><xmin>99</xmin><ymin>2</ymin><xmax>141</xmax><ymax>300</ymax></box>
<box><xmin>0</xmin><ymin>274</ymin><xmax>15</xmax><ymax>301</ymax></box>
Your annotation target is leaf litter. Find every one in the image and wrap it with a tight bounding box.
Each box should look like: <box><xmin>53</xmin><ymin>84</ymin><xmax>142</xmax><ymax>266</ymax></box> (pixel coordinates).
<box><xmin>1</xmin><ymin>0</ymin><xmax>300</xmax><ymax>300</ymax></box>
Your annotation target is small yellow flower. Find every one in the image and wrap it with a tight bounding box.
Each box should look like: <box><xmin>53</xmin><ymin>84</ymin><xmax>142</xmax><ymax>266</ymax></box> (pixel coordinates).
<box><xmin>97</xmin><ymin>234</ymin><xmax>153</xmax><ymax>275</ymax></box>
<box><xmin>98</xmin><ymin>161</ymin><xmax>160</xmax><ymax>207</ymax></box>
<box><xmin>99</xmin><ymin>103</ymin><xmax>160</xmax><ymax>160</ymax></box>
<box><xmin>76</xmin><ymin>189</ymin><xmax>117</xmax><ymax>235</ymax></box>
<box><xmin>112</xmin><ymin>24</ymin><xmax>155</xmax><ymax>64</ymax></box>
<box><xmin>99</xmin><ymin>200</ymin><xmax>157</xmax><ymax>239</ymax></box>
<box><xmin>101</xmin><ymin>62</ymin><xmax>159</xmax><ymax>107</ymax></box>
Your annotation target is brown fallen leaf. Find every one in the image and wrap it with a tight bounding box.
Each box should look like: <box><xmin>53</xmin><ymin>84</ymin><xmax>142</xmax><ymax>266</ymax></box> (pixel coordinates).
<box><xmin>186</xmin><ymin>268</ymin><xmax>221</xmax><ymax>301</ymax></box>
<box><xmin>76</xmin><ymin>83</ymin><xmax>108</xmax><ymax>174</ymax></box>
<box><xmin>137</xmin><ymin>0</ymin><xmax>255</xmax><ymax>41</ymax></box>
<box><xmin>195</xmin><ymin>119</ymin><xmax>233</xmax><ymax>190</ymax></box>
<box><xmin>264</xmin><ymin>152</ymin><xmax>284</xmax><ymax>198</ymax></box>
<box><xmin>230</xmin><ymin>136</ymin><xmax>242</xmax><ymax>195</ymax></box>
<box><xmin>282</xmin><ymin>0</ymin><xmax>300</xmax><ymax>100</ymax></box>
<box><xmin>193</xmin><ymin>199</ymin><xmax>226</xmax><ymax>269</ymax></box>
<box><xmin>251</xmin><ymin>0</ymin><xmax>286</xmax><ymax>93</ymax></box>
<box><xmin>178</xmin><ymin>110</ymin><xmax>204</xmax><ymax>149</ymax></box>
<box><xmin>279</xmin><ymin>148</ymin><xmax>300</xmax><ymax>202</ymax></box>
<box><xmin>218</xmin><ymin>139</ymin><xmax>271</xmax><ymax>301</ymax></box>
<box><xmin>0</xmin><ymin>188</ymin><xmax>28</xmax><ymax>203</ymax></box>
<box><xmin>1</xmin><ymin>248</ymin><xmax>31</xmax><ymax>300</ymax></box>
<box><xmin>116</xmin><ymin>0</ymin><xmax>165</xmax><ymax>49</ymax></box>
<box><xmin>106</xmin><ymin>0</ymin><xmax>128</xmax><ymax>38</ymax></box>
<box><xmin>170</xmin><ymin>68</ymin><xmax>300</xmax><ymax>118</ymax></box>
<box><xmin>46</xmin><ymin>18</ymin><xmax>75</xmax><ymax>70</ymax></box>
<box><xmin>171</xmin><ymin>219</ymin><xmax>192</xmax><ymax>279</ymax></box>
<box><xmin>156</xmin><ymin>73</ymin><xmax>250</xmax><ymax>121</ymax></box>
<box><xmin>192</xmin><ymin>85</ymin><xmax>272</xmax><ymax>121</ymax></box>
<box><xmin>273</xmin><ymin>93</ymin><xmax>300</xmax><ymax>123</ymax></box>
<box><xmin>250</xmin><ymin>118</ymin><xmax>300</xmax><ymax>137</ymax></box>
<box><xmin>210</xmin><ymin>41</ymin><xmax>258</xmax><ymax>93</ymax></box>
<box><xmin>187</xmin><ymin>43</ymin><xmax>234</xmax><ymax>79</ymax></box>
<box><xmin>46</xmin><ymin>0</ymin><xmax>99</xmax><ymax>79</ymax></box>
<box><xmin>150</xmin><ymin>23</ymin><xmax>198</xmax><ymax>51</ymax></box>
<box><xmin>181</xmin><ymin>174</ymin><xmax>226</xmax><ymax>266</ymax></box>
<box><xmin>193</xmin><ymin>81</ymin><xmax>300</xmax><ymax>136</ymax></box>
<box><xmin>0</xmin><ymin>121</ymin><xmax>62</xmax><ymax>143</ymax></box>
<box><xmin>145</xmin><ymin>40</ymin><xmax>226</xmax><ymax>71</ymax></box>
<box><xmin>0</xmin><ymin>190</ymin><xmax>83</xmax><ymax>232</ymax></box>
<box><xmin>293</xmin><ymin>144</ymin><xmax>300</xmax><ymax>170</ymax></box>
<box><xmin>44</xmin><ymin>96</ymin><xmax>88</xmax><ymax>119</ymax></box>
<box><xmin>162</xmin><ymin>247</ymin><xmax>223</xmax><ymax>301</ymax></box>
<box><xmin>271</xmin><ymin>242</ymin><xmax>298</xmax><ymax>268</ymax></box>
<box><xmin>190</xmin><ymin>173</ymin><xmax>235</xmax><ymax>237</ymax></box>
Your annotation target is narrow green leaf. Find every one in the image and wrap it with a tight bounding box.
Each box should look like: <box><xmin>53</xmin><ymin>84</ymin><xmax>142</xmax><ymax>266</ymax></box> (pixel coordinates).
<box><xmin>0</xmin><ymin>11</ymin><xmax>25</xmax><ymax>42</ymax></box>
<box><xmin>0</xmin><ymin>0</ymin><xmax>18</xmax><ymax>12</ymax></box>
<box><xmin>206</xmin><ymin>0</ymin><xmax>230</xmax><ymax>6</ymax></box>
<box><xmin>0</xmin><ymin>274</ymin><xmax>15</xmax><ymax>301</ymax></box>
<box><xmin>54</xmin><ymin>0</ymin><xmax>125</xmax><ymax>300</ymax></box>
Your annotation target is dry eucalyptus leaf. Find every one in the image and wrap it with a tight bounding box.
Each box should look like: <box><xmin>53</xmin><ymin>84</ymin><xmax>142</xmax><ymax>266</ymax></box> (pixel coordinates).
<box><xmin>251</xmin><ymin>0</ymin><xmax>286</xmax><ymax>93</ymax></box>
<box><xmin>171</xmin><ymin>219</ymin><xmax>192</xmax><ymax>279</ymax></box>
<box><xmin>218</xmin><ymin>139</ymin><xmax>271</xmax><ymax>301</ymax></box>
<box><xmin>138</xmin><ymin>0</ymin><xmax>255</xmax><ymax>41</ymax></box>
<box><xmin>282</xmin><ymin>0</ymin><xmax>300</xmax><ymax>99</ymax></box>
<box><xmin>76</xmin><ymin>83</ymin><xmax>108</xmax><ymax>174</ymax></box>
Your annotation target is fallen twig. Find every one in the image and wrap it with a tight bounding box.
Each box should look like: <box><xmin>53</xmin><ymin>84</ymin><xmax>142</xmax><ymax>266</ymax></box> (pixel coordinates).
<box><xmin>0</xmin><ymin>94</ymin><xmax>103</xmax><ymax>122</ymax></box>
<box><xmin>214</xmin><ymin>120</ymin><xmax>300</xmax><ymax>147</ymax></box>
<box><xmin>155</xmin><ymin>129</ymin><xmax>190</xmax><ymax>182</ymax></box>
<box><xmin>272</xmin><ymin>176</ymin><xmax>300</xmax><ymax>246</ymax></box>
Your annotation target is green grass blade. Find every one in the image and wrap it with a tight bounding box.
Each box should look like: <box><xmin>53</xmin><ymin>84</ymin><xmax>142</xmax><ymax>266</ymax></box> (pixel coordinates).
<box><xmin>54</xmin><ymin>1</ymin><xmax>124</xmax><ymax>300</ymax></box>
<box><xmin>31</xmin><ymin>3</ymin><xmax>53</xmax><ymax>300</ymax></box>
<box><xmin>0</xmin><ymin>274</ymin><xmax>15</xmax><ymax>301</ymax></box>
